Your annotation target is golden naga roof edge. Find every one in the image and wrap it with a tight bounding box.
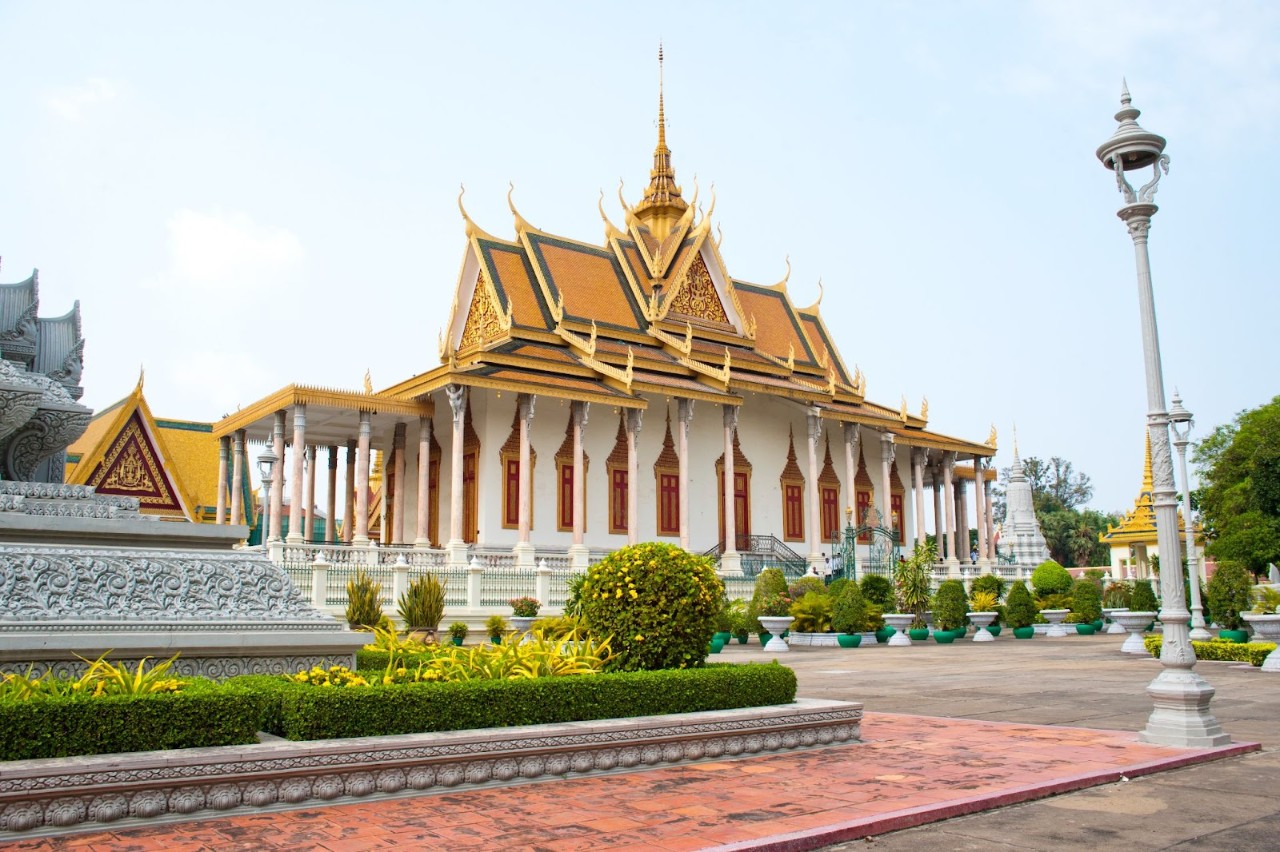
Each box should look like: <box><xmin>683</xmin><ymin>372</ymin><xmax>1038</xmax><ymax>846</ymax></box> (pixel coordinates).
<box><xmin>213</xmin><ymin>385</ymin><xmax>433</xmax><ymax>438</ymax></box>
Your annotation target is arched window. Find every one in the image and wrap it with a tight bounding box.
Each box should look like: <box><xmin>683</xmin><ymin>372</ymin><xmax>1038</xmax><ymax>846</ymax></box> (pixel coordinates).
<box><xmin>607</xmin><ymin>413</ymin><xmax>628</xmax><ymax>535</ymax></box>
<box><xmin>653</xmin><ymin>410</ymin><xmax>679</xmax><ymax>537</ymax></box>
<box><xmin>554</xmin><ymin>413</ymin><xmax>587</xmax><ymax>532</ymax></box>
<box><xmin>779</xmin><ymin>428</ymin><xmax>805</xmax><ymax>542</ymax></box>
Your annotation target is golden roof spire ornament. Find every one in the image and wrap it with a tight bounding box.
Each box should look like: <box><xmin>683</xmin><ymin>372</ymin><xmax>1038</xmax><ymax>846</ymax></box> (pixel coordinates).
<box><xmin>632</xmin><ymin>42</ymin><xmax>688</xmax><ymax>241</ymax></box>
<box><xmin>986</xmin><ymin>423</ymin><xmax>997</xmax><ymax>449</ymax></box>
<box><xmin>363</xmin><ymin>369</ymin><xmax>373</xmax><ymax>394</ymax></box>
<box><xmin>1142</xmin><ymin>430</ymin><xmax>1154</xmax><ymax>495</ymax></box>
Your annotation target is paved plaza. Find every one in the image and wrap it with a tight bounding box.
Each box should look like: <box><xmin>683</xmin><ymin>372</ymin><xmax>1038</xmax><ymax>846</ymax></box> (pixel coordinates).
<box><xmin>5</xmin><ymin>632</ymin><xmax>1277</xmax><ymax>851</ymax></box>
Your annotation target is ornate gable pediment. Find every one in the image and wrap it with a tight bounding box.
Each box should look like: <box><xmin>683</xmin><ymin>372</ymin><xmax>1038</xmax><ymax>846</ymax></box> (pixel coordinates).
<box><xmin>459</xmin><ymin>271</ymin><xmax>509</xmax><ymax>351</ymax></box>
<box><xmin>87</xmin><ymin>411</ymin><xmax>185</xmax><ymax>516</ymax></box>
<box><xmin>666</xmin><ymin>252</ymin><xmax>730</xmax><ymax>325</ymax></box>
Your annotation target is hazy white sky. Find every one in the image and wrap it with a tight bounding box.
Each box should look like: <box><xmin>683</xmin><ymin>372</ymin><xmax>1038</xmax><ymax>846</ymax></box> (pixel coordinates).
<box><xmin>1</xmin><ymin>1</ymin><xmax>1276</xmax><ymax>513</ymax></box>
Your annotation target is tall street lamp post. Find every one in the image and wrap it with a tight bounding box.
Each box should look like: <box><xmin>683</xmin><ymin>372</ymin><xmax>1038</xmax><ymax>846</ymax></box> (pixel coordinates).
<box><xmin>1097</xmin><ymin>83</ymin><xmax>1229</xmax><ymax>747</ymax></box>
<box><xmin>257</xmin><ymin>442</ymin><xmax>278</xmax><ymax>547</ymax></box>
<box><xmin>1168</xmin><ymin>391</ymin><xmax>1211</xmax><ymax>641</ymax></box>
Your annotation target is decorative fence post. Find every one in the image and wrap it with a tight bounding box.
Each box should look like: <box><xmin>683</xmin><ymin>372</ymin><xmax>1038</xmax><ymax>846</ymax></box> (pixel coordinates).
<box><xmin>536</xmin><ymin>558</ymin><xmax>552</xmax><ymax>609</ymax></box>
<box><xmin>392</xmin><ymin>553</ymin><xmax>409</xmax><ymax>604</ymax></box>
<box><xmin>468</xmin><ymin>556</ymin><xmax>483</xmax><ymax>609</ymax></box>
<box><xmin>311</xmin><ymin>551</ymin><xmax>329</xmax><ymax>609</ymax></box>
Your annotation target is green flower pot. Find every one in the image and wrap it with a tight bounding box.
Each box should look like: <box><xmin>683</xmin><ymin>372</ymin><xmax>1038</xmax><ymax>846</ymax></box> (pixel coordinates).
<box><xmin>489</xmin><ymin>635</ymin><xmax>502</xmax><ymax>645</ymax></box>
<box><xmin>734</xmin><ymin>632</ymin><xmax>749</xmax><ymax>644</ymax></box>
<box><xmin>758</xmin><ymin>631</ymin><xmax>773</xmax><ymax>646</ymax></box>
<box><xmin>986</xmin><ymin>624</ymin><xmax>1002</xmax><ymax>637</ymax></box>
<box><xmin>933</xmin><ymin>631</ymin><xmax>956</xmax><ymax>644</ymax></box>
<box><xmin>1091</xmin><ymin>619</ymin><xmax>1105</xmax><ymax>632</ymax></box>
<box><xmin>837</xmin><ymin>633</ymin><xmax>862</xmax><ymax>648</ymax></box>
<box><xmin>908</xmin><ymin>628</ymin><xmax>930</xmax><ymax>641</ymax></box>
<box><xmin>1218</xmin><ymin>629</ymin><xmax>1250</xmax><ymax>644</ymax></box>
<box><xmin>709</xmin><ymin>637</ymin><xmax>726</xmax><ymax>654</ymax></box>
<box><xmin>713</xmin><ymin>631</ymin><xmax>732</xmax><ymax>644</ymax></box>
<box><xmin>1013</xmin><ymin>626</ymin><xmax>1036</xmax><ymax>639</ymax></box>
<box><xmin>874</xmin><ymin>626</ymin><xmax>895</xmax><ymax>644</ymax></box>
<box><xmin>1074</xmin><ymin>623</ymin><xmax>1096</xmax><ymax>635</ymax></box>
<box><xmin>450</xmin><ymin>637</ymin><xmax>464</xmax><ymax>646</ymax></box>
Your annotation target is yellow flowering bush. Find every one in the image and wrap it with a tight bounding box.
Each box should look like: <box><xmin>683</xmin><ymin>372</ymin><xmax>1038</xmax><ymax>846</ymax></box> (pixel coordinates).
<box><xmin>580</xmin><ymin>542</ymin><xmax>723</xmax><ymax>671</ymax></box>
<box><xmin>290</xmin><ymin>665</ymin><xmax>369</xmax><ymax>688</ymax></box>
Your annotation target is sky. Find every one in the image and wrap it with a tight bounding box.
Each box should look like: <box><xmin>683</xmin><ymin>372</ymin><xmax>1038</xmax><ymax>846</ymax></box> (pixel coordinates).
<box><xmin>1</xmin><ymin>1</ymin><xmax>1276</xmax><ymax>514</ymax></box>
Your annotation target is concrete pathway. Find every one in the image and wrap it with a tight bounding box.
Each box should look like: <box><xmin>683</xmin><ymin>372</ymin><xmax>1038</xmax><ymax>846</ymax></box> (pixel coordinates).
<box><xmin>4</xmin><ymin>630</ymin><xmax>1276</xmax><ymax>850</ymax></box>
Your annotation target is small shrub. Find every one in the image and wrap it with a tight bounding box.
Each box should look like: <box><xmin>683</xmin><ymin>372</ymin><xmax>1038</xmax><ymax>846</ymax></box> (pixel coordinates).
<box><xmin>970</xmin><ymin>573</ymin><xmax>1006</xmax><ymax>602</ymax></box>
<box><xmin>831</xmin><ymin>580</ymin><xmax>868</xmax><ymax>634</ymax></box>
<box><xmin>826</xmin><ymin>578</ymin><xmax>849</xmax><ymax>600</ymax></box>
<box><xmin>448</xmin><ymin>622</ymin><xmax>469</xmax><ymax>641</ymax></box>
<box><xmin>968</xmin><ymin>590</ymin><xmax>998</xmax><ymax>613</ymax></box>
<box><xmin>1144</xmin><ymin>635</ymin><xmax>1275</xmax><ymax>667</ymax></box>
<box><xmin>1207</xmin><ymin>562</ymin><xmax>1254</xmax><ymax>630</ymax></box>
<box><xmin>724</xmin><ymin>599</ymin><xmax>753</xmax><ymax>635</ymax></box>
<box><xmin>787</xmin><ymin>577</ymin><xmax>827</xmax><ymax>600</ymax></box>
<box><xmin>1005</xmin><ymin>581</ymin><xmax>1037</xmax><ymax>629</ymax></box>
<box><xmin>931</xmin><ymin>580</ymin><xmax>968</xmax><ymax>632</ymax></box>
<box><xmin>1031</xmin><ymin>560</ymin><xmax>1073</xmax><ymax>597</ymax></box>
<box><xmin>580</xmin><ymin>542</ymin><xmax>723</xmax><ymax>671</ymax></box>
<box><xmin>895</xmin><ymin>540</ymin><xmax>936</xmax><ymax>622</ymax></box>
<box><xmin>1253</xmin><ymin>586</ymin><xmax>1280</xmax><ymax>614</ymax></box>
<box><xmin>789</xmin><ymin>591</ymin><xmax>833</xmax><ymax>633</ymax></box>
<box><xmin>398</xmin><ymin>574</ymin><xmax>446</xmax><ymax>632</ymax></box>
<box><xmin>860</xmin><ymin>574</ymin><xmax>896</xmax><ymax>612</ymax></box>
<box><xmin>1130</xmin><ymin>579</ymin><xmax>1159</xmax><ymax>613</ymax></box>
<box><xmin>749</xmin><ymin>568</ymin><xmax>790</xmax><ymax>618</ymax></box>
<box><xmin>563</xmin><ymin>573</ymin><xmax>588</xmax><ymax>617</ymax></box>
<box><xmin>1036</xmin><ymin>592</ymin><xmax>1073</xmax><ymax>611</ymax></box>
<box><xmin>1103</xmin><ymin>582</ymin><xmax>1132</xmax><ymax>608</ymax></box>
<box><xmin>509</xmin><ymin>596</ymin><xmax>541</xmax><ymax>618</ymax></box>
<box><xmin>1070</xmin><ymin>578</ymin><xmax>1103</xmax><ymax>623</ymax></box>
<box><xmin>485</xmin><ymin>614</ymin><xmax>509</xmax><ymax>637</ymax></box>
<box><xmin>346</xmin><ymin>570</ymin><xmax>384</xmax><ymax>629</ymax></box>
<box><xmin>862</xmin><ymin>602</ymin><xmax>886</xmax><ymax>631</ymax></box>
<box><xmin>531</xmin><ymin>615</ymin><xmax>588</xmax><ymax>640</ymax></box>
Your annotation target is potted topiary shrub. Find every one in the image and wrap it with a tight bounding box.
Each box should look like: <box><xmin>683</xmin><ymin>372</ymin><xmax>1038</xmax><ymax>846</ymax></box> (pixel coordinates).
<box><xmin>931</xmin><ymin>579</ymin><xmax>968</xmax><ymax>643</ymax></box>
<box><xmin>713</xmin><ymin>596</ymin><xmax>734</xmax><ymax>645</ymax></box>
<box><xmin>831</xmin><ymin>579</ymin><xmax>868</xmax><ymax>648</ymax></box>
<box><xmin>1070</xmin><ymin>578</ymin><xmax>1103</xmax><ymax>635</ymax></box>
<box><xmin>749</xmin><ymin>567</ymin><xmax>792</xmax><ymax>648</ymax></box>
<box><xmin>1006</xmin><ymin>581</ymin><xmax>1037</xmax><ymax>639</ymax></box>
<box><xmin>1207</xmin><ymin>561</ymin><xmax>1254</xmax><ymax>642</ymax></box>
<box><xmin>508</xmin><ymin>596</ymin><xmax>541</xmax><ymax>636</ymax></box>
<box><xmin>398</xmin><ymin>573</ymin><xmax>446</xmax><ymax>643</ymax></box>
<box><xmin>448</xmin><ymin>621</ymin><xmax>469</xmax><ymax>646</ymax></box>
<box><xmin>860</xmin><ymin>574</ymin><xmax>897</xmax><ymax>642</ymax></box>
<box><xmin>894</xmin><ymin>540</ymin><xmax>936</xmax><ymax>642</ymax></box>
<box><xmin>485</xmin><ymin>614</ymin><xmax>509</xmax><ymax>644</ymax></box>
<box><xmin>725</xmin><ymin>598</ymin><xmax>752</xmax><ymax>644</ymax></box>
<box><xmin>966</xmin><ymin>589</ymin><xmax>999</xmax><ymax>640</ymax></box>
<box><xmin>1130</xmin><ymin>579</ymin><xmax>1159</xmax><ymax>630</ymax></box>
<box><xmin>1031</xmin><ymin>560</ymin><xmax>1073</xmax><ymax>598</ymax></box>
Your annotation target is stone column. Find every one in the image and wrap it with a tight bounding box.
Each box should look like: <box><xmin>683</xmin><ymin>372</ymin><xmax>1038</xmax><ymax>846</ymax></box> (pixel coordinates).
<box><xmin>677</xmin><ymin>399</ymin><xmax>693</xmax><ymax>551</ymax></box>
<box><xmin>391</xmin><ymin>422</ymin><xmax>407</xmax><ymax>546</ymax></box>
<box><xmin>215</xmin><ymin>436</ymin><xmax>229</xmax><ymax>524</ymax></box>
<box><xmin>625</xmin><ymin>408</ymin><xmax>643</xmax><ymax>546</ymax></box>
<box><xmin>931</xmin><ymin>463</ymin><xmax>943</xmax><ymax>550</ymax></box>
<box><xmin>286</xmin><ymin>404</ymin><xmax>307</xmax><ymax>544</ymax></box>
<box><xmin>445</xmin><ymin>385</ymin><xmax>468</xmax><ymax>568</ymax></box>
<box><xmin>414</xmin><ymin>417</ymin><xmax>432</xmax><ymax>548</ymax></box>
<box><xmin>974</xmin><ymin>460</ymin><xmax>990</xmax><ymax>569</ymax></box>
<box><xmin>352</xmin><ymin>411</ymin><xmax>372</xmax><ymax>545</ymax></box>
<box><xmin>843</xmin><ymin>423</ymin><xmax>859</xmax><ymax>523</ymax></box>
<box><xmin>956</xmin><ymin>477</ymin><xmax>969</xmax><ymax>564</ymax></box>
<box><xmin>303</xmin><ymin>445</ymin><xmax>317</xmax><ymax>543</ymax></box>
<box><xmin>942</xmin><ymin>452</ymin><xmax>958</xmax><ymax>567</ymax></box>
<box><xmin>269</xmin><ymin>410</ymin><xmax>286</xmax><ymax>543</ymax></box>
<box><xmin>230</xmin><ymin>429</ymin><xmax>245</xmax><ymax>527</ymax></box>
<box><xmin>987</xmin><ymin>478</ymin><xmax>997</xmax><ymax>560</ymax></box>
<box><xmin>343</xmin><ymin>439</ymin><xmax>356</xmax><ymax>543</ymax></box>
<box><xmin>720</xmin><ymin>405</ymin><xmax>742</xmax><ymax>575</ymax></box>
<box><xmin>325</xmin><ymin>445</ymin><xmax>338</xmax><ymax>544</ymax></box>
<box><xmin>806</xmin><ymin>408</ymin><xmax>823</xmax><ymax>568</ymax></box>
<box><xmin>879</xmin><ymin>432</ymin><xmax>895</xmax><ymax>535</ymax></box>
<box><xmin>568</xmin><ymin>402</ymin><xmax>589</xmax><ymax>569</ymax></box>
<box><xmin>912</xmin><ymin>448</ymin><xmax>928</xmax><ymax>548</ymax></box>
<box><xmin>514</xmin><ymin>394</ymin><xmax>537</xmax><ymax>567</ymax></box>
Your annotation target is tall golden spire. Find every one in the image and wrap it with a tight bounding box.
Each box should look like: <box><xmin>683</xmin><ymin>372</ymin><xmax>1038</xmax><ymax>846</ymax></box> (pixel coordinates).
<box><xmin>1142</xmin><ymin>430</ymin><xmax>1154</xmax><ymax>495</ymax></box>
<box><xmin>633</xmin><ymin>43</ymin><xmax>688</xmax><ymax>240</ymax></box>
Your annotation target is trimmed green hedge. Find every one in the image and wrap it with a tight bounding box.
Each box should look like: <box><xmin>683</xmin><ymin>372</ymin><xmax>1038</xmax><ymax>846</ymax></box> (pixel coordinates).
<box><xmin>0</xmin><ymin>679</ymin><xmax>262</xmax><ymax>761</ymax></box>
<box><xmin>1143</xmin><ymin>636</ymin><xmax>1276</xmax><ymax>667</ymax></box>
<box><xmin>231</xmin><ymin>662</ymin><xmax>797</xmax><ymax>741</ymax></box>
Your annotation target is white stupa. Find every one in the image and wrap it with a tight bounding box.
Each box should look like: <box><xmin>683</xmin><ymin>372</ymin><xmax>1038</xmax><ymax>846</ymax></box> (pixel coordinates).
<box><xmin>997</xmin><ymin>443</ymin><xmax>1050</xmax><ymax>566</ymax></box>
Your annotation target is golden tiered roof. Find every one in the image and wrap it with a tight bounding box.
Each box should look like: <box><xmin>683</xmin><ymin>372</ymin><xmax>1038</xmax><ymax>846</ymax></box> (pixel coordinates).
<box><xmin>380</xmin><ymin>59</ymin><xmax>993</xmax><ymax>460</ymax></box>
<box><xmin>1100</xmin><ymin>433</ymin><xmax>1191</xmax><ymax>545</ymax></box>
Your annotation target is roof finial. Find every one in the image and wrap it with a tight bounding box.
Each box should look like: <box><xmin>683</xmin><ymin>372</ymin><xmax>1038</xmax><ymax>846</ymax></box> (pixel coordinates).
<box><xmin>1121</xmin><ymin>77</ymin><xmax>1131</xmax><ymax>106</ymax></box>
<box><xmin>1142</xmin><ymin>430</ymin><xmax>1153</xmax><ymax>494</ymax></box>
<box><xmin>634</xmin><ymin>42</ymin><xmax>687</xmax><ymax>237</ymax></box>
<box><xmin>658</xmin><ymin>41</ymin><xmax>666</xmax><ymax>150</ymax></box>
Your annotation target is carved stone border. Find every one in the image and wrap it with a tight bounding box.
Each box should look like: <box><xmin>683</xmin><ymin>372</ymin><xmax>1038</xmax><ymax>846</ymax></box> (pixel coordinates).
<box><xmin>0</xmin><ymin>698</ymin><xmax>861</xmax><ymax>838</ymax></box>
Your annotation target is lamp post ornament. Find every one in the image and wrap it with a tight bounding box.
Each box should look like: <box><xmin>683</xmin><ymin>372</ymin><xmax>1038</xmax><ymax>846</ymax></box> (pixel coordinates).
<box><xmin>1168</xmin><ymin>391</ymin><xmax>1211</xmax><ymax>641</ymax></box>
<box><xmin>1097</xmin><ymin>82</ymin><xmax>1229</xmax><ymax>747</ymax></box>
<box><xmin>257</xmin><ymin>442</ymin><xmax>278</xmax><ymax>546</ymax></box>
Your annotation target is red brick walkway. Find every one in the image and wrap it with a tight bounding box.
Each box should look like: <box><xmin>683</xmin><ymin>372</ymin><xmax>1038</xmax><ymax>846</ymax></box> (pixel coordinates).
<box><xmin>5</xmin><ymin>712</ymin><xmax>1257</xmax><ymax>852</ymax></box>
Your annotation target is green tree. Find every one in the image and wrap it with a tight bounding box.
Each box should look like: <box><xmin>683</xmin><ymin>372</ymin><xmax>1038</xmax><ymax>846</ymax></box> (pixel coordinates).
<box><xmin>1193</xmin><ymin>395</ymin><xmax>1280</xmax><ymax>576</ymax></box>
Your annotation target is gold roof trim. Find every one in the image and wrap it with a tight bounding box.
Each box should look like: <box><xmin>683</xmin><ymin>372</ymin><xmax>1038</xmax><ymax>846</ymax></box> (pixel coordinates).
<box><xmin>213</xmin><ymin>385</ymin><xmax>432</xmax><ymax>439</ymax></box>
<box><xmin>677</xmin><ymin>348</ymin><xmax>730</xmax><ymax>389</ymax></box>
<box><xmin>598</xmin><ymin>190</ymin><xmax>625</xmax><ymax>242</ymax></box>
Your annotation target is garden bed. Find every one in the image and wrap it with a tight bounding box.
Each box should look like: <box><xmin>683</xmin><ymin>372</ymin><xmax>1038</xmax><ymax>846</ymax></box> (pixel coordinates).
<box><xmin>1143</xmin><ymin>636</ymin><xmax>1276</xmax><ymax>667</ymax></box>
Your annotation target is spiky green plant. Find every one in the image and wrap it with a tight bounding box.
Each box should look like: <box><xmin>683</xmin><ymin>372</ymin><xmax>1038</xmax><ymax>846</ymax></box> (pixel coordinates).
<box><xmin>398</xmin><ymin>573</ymin><xmax>447</xmax><ymax>631</ymax></box>
<box><xmin>345</xmin><ymin>570</ymin><xmax>384</xmax><ymax>629</ymax></box>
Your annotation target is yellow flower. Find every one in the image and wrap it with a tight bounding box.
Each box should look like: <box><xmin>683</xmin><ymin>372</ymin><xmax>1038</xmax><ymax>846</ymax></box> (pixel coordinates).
<box><xmin>616</xmin><ymin>588</ymin><xmax>623</xmax><ymax>598</ymax></box>
<box><xmin>634</xmin><ymin>634</ymin><xmax>644</xmax><ymax>641</ymax></box>
<box><xmin>629</xmin><ymin>589</ymin><xmax>638</xmax><ymax>599</ymax></box>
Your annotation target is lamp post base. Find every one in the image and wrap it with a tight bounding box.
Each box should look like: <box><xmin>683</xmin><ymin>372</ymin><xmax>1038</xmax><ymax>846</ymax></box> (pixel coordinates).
<box><xmin>1140</xmin><ymin>669</ymin><xmax>1231</xmax><ymax>748</ymax></box>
